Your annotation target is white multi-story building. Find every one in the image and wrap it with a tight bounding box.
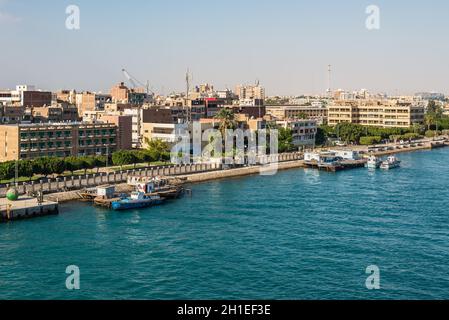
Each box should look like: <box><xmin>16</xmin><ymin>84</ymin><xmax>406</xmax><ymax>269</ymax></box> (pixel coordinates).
<box><xmin>277</xmin><ymin>119</ymin><xmax>317</xmax><ymax>148</ymax></box>
<box><xmin>123</xmin><ymin>108</ymin><xmax>144</xmax><ymax>148</ymax></box>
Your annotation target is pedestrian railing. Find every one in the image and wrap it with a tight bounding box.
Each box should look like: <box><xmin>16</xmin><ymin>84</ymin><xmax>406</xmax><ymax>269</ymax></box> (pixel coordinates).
<box><xmin>0</xmin><ymin>152</ymin><xmax>303</xmax><ymax>196</ymax></box>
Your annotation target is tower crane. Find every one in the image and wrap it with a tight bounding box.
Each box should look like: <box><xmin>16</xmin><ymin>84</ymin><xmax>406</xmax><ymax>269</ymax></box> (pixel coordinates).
<box><xmin>121</xmin><ymin>68</ymin><xmax>154</xmax><ymax>96</ymax></box>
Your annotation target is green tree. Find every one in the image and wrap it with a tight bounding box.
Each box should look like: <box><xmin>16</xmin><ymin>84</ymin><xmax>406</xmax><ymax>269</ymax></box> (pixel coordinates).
<box><xmin>18</xmin><ymin>160</ymin><xmax>35</xmax><ymax>180</ymax></box>
<box><xmin>425</xmin><ymin>101</ymin><xmax>444</xmax><ymax>130</ymax></box>
<box><xmin>0</xmin><ymin>161</ymin><xmax>15</xmax><ymax>181</ymax></box>
<box><xmin>65</xmin><ymin>157</ymin><xmax>86</xmax><ymax>174</ymax></box>
<box><xmin>112</xmin><ymin>150</ymin><xmax>137</xmax><ymax>168</ymax></box>
<box><xmin>335</xmin><ymin>123</ymin><xmax>365</xmax><ymax>144</ymax></box>
<box><xmin>134</xmin><ymin>150</ymin><xmax>152</xmax><ymax>164</ymax></box>
<box><xmin>145</xmin><ymin>138</ymin><xmax>171</xmax><ymax>162</ymax></box>
<box><xmin>82</xmin><ymin>156</ymin><xmax>102</xmax><ymax>173</ymax></box>
<box><xmin>315</xmin><ymin>127</ymin><xmax>330</xmax><ymax>146</ymax></box>
<box><xmin>94</xmin><ymin>156</ymin><xmax>107</xmax><ymax>169</ymax></box>
<box><xmin>33</xmin><ymin>157</ymin><xmax>52</xmax><ymax>177</ymax></box>
<box><xmin>214</xmin><ymin>108</ymin><xmax>237</xmax><ymax>136</ymax></box>
<box><xmin>48</xmin><ymin>158</ymin><xmax>66</xmax><ymax>175</ymax></box>
<box><xmin>278</xmin><ymin>127</ymin><xmax>295</xmax><ymax>153</ymax></box>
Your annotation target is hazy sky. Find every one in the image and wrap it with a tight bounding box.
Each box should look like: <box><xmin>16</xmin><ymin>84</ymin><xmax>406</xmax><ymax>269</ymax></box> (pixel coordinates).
<box><xmin>1</xmin><ymin>0</ymin><xmax>448</xmax><ymax>96</ymax></box>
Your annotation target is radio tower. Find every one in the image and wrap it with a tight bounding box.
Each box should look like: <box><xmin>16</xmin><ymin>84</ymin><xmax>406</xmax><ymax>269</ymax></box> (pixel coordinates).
<box><xmin>327</xmin><ymin>64</ymin><xmax>332</xmax><ymax>98</ymax></box>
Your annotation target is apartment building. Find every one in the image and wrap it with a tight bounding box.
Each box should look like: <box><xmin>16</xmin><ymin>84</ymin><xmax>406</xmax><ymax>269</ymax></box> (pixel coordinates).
<box><xmin>55</xmin><ymin>90</ymin><xmax>77</xmax><ymax>104</ymax></box>
<box><xmin>110</xmin><ymin>82</ymin><xmax>148</xmax><ymax>104</ymax></box>
<box><xmin>0</xmin><ymin>85</ymin><xmax>52</xmax><ymax>107</ymax></box>
<box><xmin>0</xmin><ymin>90</ymin><xmax>21</xmax><ymax>105</ymax></box>
<box><xmin>266</xmin><ymin>105</ymin><xmax>328</xmax><ymax>124</ymax></box>
<box><xmin>30</xmin><ymin>103</ymin><xmax>79</xmax><ymax>123</ymax></box>
<box><xmin>141</xmin><ymin>107</ymin><xmax>186</xmax><ymax>144</ymax></box>
<box><xmin>1</xmin><ymin>106</ymin><xmax>25</xmax><ymax>124</ymax></box>
<box><xmin>235</xmin><ymin>84</ymin><xmax>266</xmax><ymax>100</ymax></box>
<box><xmin>0</xmin><ymin>122</ymin><xmax>119</xmax><ymax>161</ymax></box>
<box><xmin>327</xmin><ymin>100</ymin><xmax>425</xmax><ymax>128</ymax></box>
<box><xmin>277</xmin><ymin>119</ymin><xmax>317</xmax><ymax>148</ymax></box>
<box><xmin>100</xmin><ymin>115</ymin><xmax>133</xmax><ymax>150</ymax></box>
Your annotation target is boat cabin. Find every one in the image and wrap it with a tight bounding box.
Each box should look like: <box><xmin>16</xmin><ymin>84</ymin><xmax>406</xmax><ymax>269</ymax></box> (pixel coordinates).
<box><xmin>329</xmin><ymin>149</ymin><xmax>360</xmax><ymax>160</ymax></box>
<box><xmin>96</xmin><ymin>185</ymin><xmax>115</xmax><ymax>199</ymax></box>
<box><xmin>304</xmin><ymin>152</ymin><xmax>340</xmax><ymax>164</ymax></box>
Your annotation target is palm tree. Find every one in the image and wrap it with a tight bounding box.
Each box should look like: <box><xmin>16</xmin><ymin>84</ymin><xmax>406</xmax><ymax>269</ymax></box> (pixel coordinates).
<box><xmin>425</xmin><ymin>113</ymin><xmax>436</xmax><ymax>131</ymax></box>
<box><xmin>214</xmin><ymin>108</ymin><xmax>236</xmax><ymax>136</ymax></box>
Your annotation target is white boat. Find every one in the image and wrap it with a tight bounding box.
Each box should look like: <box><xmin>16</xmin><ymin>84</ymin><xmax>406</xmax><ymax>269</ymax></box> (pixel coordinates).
<box><xmin>366</xmin><ymin>155</ymin><xmax>382</xmax><ymax>169</ymax></box>
<box><xmin>380</xmin><ymin>156</ymin><xmax>401</xmax><ymax>170</ymax></box>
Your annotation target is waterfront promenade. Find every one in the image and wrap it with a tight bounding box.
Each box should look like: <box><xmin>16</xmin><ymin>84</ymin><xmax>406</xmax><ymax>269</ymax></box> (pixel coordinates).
<box><xmin>0</xmin><ymin>152</ymin><xmax>304</xmax><ymax>202</ymax></box>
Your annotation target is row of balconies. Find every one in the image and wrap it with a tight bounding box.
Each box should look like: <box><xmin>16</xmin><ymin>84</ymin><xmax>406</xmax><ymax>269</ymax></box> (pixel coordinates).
<box><xmin>21</xmin><ymin>146</ymin><xmax>71</xmax><ymax>153</ymax></box>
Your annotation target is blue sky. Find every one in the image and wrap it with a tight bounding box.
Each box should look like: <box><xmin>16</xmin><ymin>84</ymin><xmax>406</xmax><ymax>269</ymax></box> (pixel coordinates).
<box><xmin>1</xmin><ymin>0</ymin><xmax>449</xmax><ymax>95</ymax></box>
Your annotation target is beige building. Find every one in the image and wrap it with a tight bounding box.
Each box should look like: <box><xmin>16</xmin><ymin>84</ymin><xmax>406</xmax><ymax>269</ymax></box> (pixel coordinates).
<box><xmin>0</xmin><ymin>122</ymin><xmax>119</xmax><ymax>161</ymax></box>
<box><xmin>30</xmin><ymin>103</ymin><xmax>79</xmax><ymax>123</ymax></box>
<box><xmin>266</xmin><ymin>105</ymin><xmax>328</xmax><ymax>124</ymax></box>
<box><xmin>100</xmin><ymin>115</ymin><xmax>133</xmax><ymax>150</ymax></box>
<box><xmin>141</xmin><ymin>107</ymin><xmax>184</xmax><ymax>145</ymax></box>
<box><xmin>234</xmin><ymin>84</ymin><xmax>265</xmax><ymax>100</ymax></box>
<box><xmin>327</xmin><ymin>100</ymin><xmax>425</xmax><ymax>128</ymax></box>
<box><xmin>56</xmin><ymin>90</ymin><xmax>77</xmax><ymax>104</ymax></box>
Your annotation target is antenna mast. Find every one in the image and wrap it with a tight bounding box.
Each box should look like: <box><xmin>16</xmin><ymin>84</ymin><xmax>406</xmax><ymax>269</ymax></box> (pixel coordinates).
<box><xmin>327</xmin><ymin>64</ymin><xmax>332</xmax><ymax>98</ymax></box>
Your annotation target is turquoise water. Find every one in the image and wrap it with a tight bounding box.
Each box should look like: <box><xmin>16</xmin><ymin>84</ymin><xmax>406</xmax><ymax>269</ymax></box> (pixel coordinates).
<box><xmin>1</xmin><ymin>149</ymin><xmax>449</xmax><ymax>300</ymax></box>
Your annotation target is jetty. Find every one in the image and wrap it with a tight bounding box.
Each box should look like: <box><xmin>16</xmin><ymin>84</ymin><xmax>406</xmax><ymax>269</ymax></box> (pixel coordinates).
<box><xmin>304</xmin><ymin>159</ymin><xmax>367</xmax><ymax>172</ymax></box>
<box><xmin>0</xmin><ymin>196</ymin><xmax>59</xmax><ymax>223</ymax></box>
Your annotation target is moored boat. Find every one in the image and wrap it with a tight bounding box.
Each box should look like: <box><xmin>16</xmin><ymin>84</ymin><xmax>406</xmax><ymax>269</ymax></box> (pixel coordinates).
<box><xmin>111</xmin><ymin>192</ymin><xmax>165</xmax><ymax>211</ymax></box>
<box><xmin>380</xmin><ymin>156</ymin><xmax>401</xmax><ymax>170</ymax></box>
<box><xmin>366</xmin><ymin>155</ymin><xmax>382</xmax><ymax>169</ymax></box>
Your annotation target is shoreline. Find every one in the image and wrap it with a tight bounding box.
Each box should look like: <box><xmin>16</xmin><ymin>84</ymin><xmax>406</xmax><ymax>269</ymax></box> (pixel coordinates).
<box><xmin>47</xmin><ymin>142</ymin><xmax>449</xmax><ymax>204</ymax></box>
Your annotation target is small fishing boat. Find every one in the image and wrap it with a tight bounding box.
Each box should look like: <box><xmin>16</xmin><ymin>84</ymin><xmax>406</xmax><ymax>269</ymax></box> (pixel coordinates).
<box><xmin>150</xmin><ymin>185</ymin><xmax>185</xmax><ymax>199</ymax></box>
<box><xmin>366</xmin><ymin>155</ymin><xmax>382</xmax><ymax>169</ymax></box>
<box><xmin>380</xmin><ymin>156</ymin><xmax>401</xmax><ymax>170</ymax></box>
<box><xmin>111</xmin><ymin>192</ymin><xmax>165</xmax><ymax>211</ymax></box>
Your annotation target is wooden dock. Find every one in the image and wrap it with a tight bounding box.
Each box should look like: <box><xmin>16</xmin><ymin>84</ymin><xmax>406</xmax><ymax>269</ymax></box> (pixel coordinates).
<box><xmin>93</xmin><ymin>197</ymin><xmax>121</xmax><ymax>209</ymax></box>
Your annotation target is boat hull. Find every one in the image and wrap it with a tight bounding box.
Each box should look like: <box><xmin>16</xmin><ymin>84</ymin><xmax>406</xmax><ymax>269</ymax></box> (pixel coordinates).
<box><xmin>366</xmin><ymin>162</ymin><xmax>381</xmax><ymax>169</ymax></box>
<box><xmin>111</xmin><ymin>198</ymin><xmax>165</xmax><ymax>211</ymax></box>
<box><xmin>380</xmin><ymin>162</ymin><xmax>401</xmax><ymax>170</ymax></box>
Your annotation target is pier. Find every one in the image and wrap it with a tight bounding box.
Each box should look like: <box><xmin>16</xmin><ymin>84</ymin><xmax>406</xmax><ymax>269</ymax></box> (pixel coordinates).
<box><xmin>0</xmin><ymin>196</ymin><xmax>59</xmax><ymax>223</ymax></box>
<box><xmin>304</xmin><ymin>159</ymin><xmax>367</xmax><ymax>172</ymax></box>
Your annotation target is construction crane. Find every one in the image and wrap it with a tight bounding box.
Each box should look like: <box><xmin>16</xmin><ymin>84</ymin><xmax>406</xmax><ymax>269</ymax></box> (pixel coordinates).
<box><xmin>121</xmin><ymin>68</ymin><xmax>154</xmax><ymax>96</ymax></box>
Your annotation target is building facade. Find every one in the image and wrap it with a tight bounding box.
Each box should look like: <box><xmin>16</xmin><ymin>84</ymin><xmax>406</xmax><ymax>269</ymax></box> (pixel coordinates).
<box><xmin>327</xmin><ymin>100</ymin><xmax>425</xmax><ymax>128</ymax></box>
<box><xmin>1</xmin><ymin>85</ymin><xmax>51</xmax><ymax>108</ymax></box>
<box><xmin>0</xmin><ymin>123</ymin><xmax>118</xmax><ymax>161</ymax></box>
<box><xmin>100</xmin><ymin>115</ymin><xmax>133</xmax><ymax>150</ymax></box>
<box><xmin>266</xmin><ymin>105</ymin><xmax>328</xmax><ymax>124</ymax></box>
<box><xmin>277</xmin><ymin>119</ymin><xmax>317</xmax><ymax>148</ymax></box>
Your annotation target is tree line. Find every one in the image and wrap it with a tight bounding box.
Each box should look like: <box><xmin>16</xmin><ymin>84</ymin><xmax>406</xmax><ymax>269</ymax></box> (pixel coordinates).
<box><xmin>0</xmin><ymin>139</ymin><xmax>171</xmax><ymax>181</ymax></box>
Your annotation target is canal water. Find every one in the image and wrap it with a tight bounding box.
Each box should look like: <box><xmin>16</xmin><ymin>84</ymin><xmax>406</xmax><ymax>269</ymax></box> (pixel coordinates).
<box><xmin>1</xmin><ymin>148</ymin><xmax>449</xmax><ymax>300</ymax></box>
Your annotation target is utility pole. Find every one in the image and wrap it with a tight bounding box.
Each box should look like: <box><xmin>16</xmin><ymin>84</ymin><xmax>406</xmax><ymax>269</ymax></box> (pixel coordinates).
<box><xmin>14</xmin><ymin>159</ymin><xmax>18</xmax><ymax>187</ymax></box>
<box><xmin>185</xmin><ymin>68</ymin><xmax>192</xmax><ymax>124</ymax></box>
<box><xmin>106</xmin><ymin>145</ymin><xmax>109</xmax><ymax>167</ymax></box>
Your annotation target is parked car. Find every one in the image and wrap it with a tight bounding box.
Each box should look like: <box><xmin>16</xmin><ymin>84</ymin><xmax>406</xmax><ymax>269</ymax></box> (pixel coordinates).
<box><xmin>335</xmin><ymin>141</ymin><xmax>347</xmax><ymax>147</ymax></box>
